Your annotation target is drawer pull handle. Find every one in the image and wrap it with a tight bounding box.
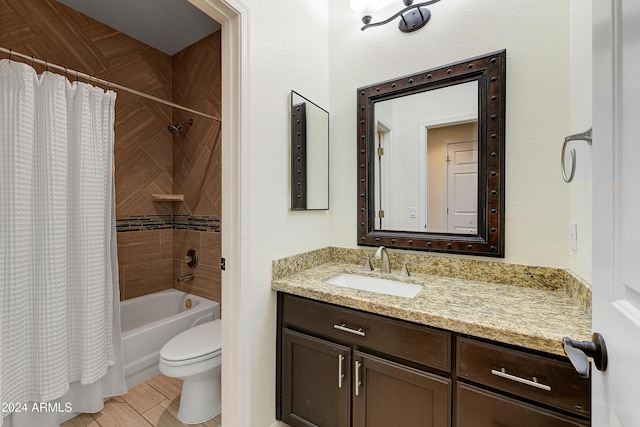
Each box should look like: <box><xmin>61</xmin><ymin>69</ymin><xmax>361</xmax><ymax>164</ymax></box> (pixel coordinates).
<box><xmin>355</xmin><ymin>360</ymin><xmax>362</xmax><ymax>396</ymax></box>
<box><xmin>333</xmin><ymin>323</ymin><xmax>366</xmax><ymax>337</ymax></box>
<box><xmin>491</xmin><ymin>368</ymin><xmax>552</xmax><ymax>392</ymax></box>
<box><xmin>338</xmin><ymin>354</ymin><xmax>344</xmax><ymax>389</ymax></box>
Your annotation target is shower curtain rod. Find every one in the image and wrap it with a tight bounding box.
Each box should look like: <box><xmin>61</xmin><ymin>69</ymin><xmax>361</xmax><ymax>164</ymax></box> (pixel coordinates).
<box><xmin>0</xmin><ymin>47</ymin><xmax>221</xmax><ymax>122</ymax></box>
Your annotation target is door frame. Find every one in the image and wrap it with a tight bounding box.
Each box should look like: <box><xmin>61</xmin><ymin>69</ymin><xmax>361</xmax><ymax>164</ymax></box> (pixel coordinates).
<box><xmin>188</xmin><ymin>1</ymin><xmax>251</xmax><ymax>426</ymax></box>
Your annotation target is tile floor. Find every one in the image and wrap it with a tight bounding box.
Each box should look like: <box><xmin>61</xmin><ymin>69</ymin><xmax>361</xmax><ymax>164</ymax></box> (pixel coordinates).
<box><xmin>61</xmin><ymin>375</ymin><xmax>221</xmax><ymax>427</ymax></box>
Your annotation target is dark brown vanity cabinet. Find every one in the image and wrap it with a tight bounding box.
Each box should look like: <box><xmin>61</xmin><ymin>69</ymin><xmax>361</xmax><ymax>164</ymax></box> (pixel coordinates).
<box><xmin>456</xmin><ymin>337</ymin><xmax>590</xmax><ymax>427</ymax></box>
<box><xmin>276</xmin><ymin>293</ymin><xmax>590</xmax><ymax>427</ymax></box>
<box><xmin>278</xmin><ymin>293</ymin><xmax>451</xmax><ymax>427</ymax></box>
<box><xmin>282</xmin><ymin>329</ymin><xmax>351</xmax><ymax>427</ymax></box>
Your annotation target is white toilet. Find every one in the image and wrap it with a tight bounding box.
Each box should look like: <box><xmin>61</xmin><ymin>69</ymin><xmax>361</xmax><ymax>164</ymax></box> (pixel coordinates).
<box><xmin>159</xmin><ymin>319</ymin><xmax>222</xmax><ymax>424</ymax></box>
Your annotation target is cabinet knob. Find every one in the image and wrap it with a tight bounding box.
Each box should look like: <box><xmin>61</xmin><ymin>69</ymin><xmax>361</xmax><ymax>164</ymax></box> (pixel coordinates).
<box><xmin>563</xmin><ymin>332</ymin><xmax>608</xmax><ymax>378</ymax></box>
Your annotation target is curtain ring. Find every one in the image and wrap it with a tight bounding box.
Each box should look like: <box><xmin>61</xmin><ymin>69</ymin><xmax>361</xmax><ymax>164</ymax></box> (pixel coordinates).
<box><xmin>76</xmin><ymin>70</ymin><xmax>79</xmax><ymax>82</ymax></box>
<box><xmin>8</xmin><ymin>48</ymin><xmax>12</xmax><ymax>62</ymax></box>
<box><xmin>31</xmin><ymin>55</ymin><xmax>35</xmax><ymax>67</ymax></box>
<box><xmin>45</xmin><ymin>60</ymin><xmax>48</xmax><ymax>72</ymax></box>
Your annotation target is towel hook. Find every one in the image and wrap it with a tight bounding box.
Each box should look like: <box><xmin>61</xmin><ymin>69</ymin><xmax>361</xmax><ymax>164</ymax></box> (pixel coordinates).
<box><xmin>561</xmin><ymin>128</ymin><xmax>592</xmax><ymax>183</ymax></box>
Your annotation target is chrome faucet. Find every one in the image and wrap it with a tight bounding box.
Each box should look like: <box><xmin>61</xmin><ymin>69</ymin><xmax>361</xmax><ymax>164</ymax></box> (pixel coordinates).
<box><xmin>359</xmin><ymin>255</ymin><xmax>373</xmax><ymax>272</ymax></box>
<box><xmin>177</xmin><ymin>273</ymin><xmax>194</xmax><ymax>283</ymax></box>
<box><xmin>375</xmin><ymin>246</ymin><xmax>390</xmax><ymax>274</ymax></box>
<box><xmin>400</xmin><ymin>261</ymin><xmax>418</xmax><ymax>277</ymax></box>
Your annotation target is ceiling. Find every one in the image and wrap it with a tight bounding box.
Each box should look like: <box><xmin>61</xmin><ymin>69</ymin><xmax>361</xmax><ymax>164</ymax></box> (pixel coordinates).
<box><xmin>57</xmin><ymin>0</ymin><xmax>220</xmax><ymax>56</ymax></box>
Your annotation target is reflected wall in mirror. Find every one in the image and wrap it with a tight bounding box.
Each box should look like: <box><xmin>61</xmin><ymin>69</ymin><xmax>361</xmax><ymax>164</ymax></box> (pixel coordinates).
<box><xmin>357</xmin><ymin>50</ymin><xmax>506</xmax><ymax>256</ymax></box>
<box><xmin>291</xmin><ymin>91</ymin><xmax>329</xmax><ymax>210</ymax></box>
<box><xmin>374</xmin><ymin>81</ymin><xmax>478</xmax><ymax>234</ymax></box>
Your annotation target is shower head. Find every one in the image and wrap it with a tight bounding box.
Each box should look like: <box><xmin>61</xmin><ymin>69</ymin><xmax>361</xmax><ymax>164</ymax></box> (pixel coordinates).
<box><xmin>168</xmin><ymin>119</ymin><xmax>193</xmax><ymax>136</ymax></box>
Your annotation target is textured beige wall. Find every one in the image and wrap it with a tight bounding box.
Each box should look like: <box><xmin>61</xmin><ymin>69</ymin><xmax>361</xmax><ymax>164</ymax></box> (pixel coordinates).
<box><xmin>329</xmin><ymin>0</ymin><xmax>573</xmax><ymax>269</ymax></box>
<box><xmin>568</xmin><ymin>0</ymin><xmax>593</xmax><ymax>283</ymax></box>
<box><xmin>239</xmin><ymin>0</ymin><xmax>332</xmax><ymax>424</ymax></box>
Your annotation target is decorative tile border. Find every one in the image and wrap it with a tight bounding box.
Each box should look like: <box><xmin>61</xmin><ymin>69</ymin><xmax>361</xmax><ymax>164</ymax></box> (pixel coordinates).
<box><xmin>116</xmin><ymin>215</ymin><xmax>173</xmax><ymax>232</ymax></box>
<box><xmin>116</xmin><ymin>215</ymin><xmax>221</xmax><ymax>233</ymax></box>
<box><xmin>172</xmin><ymin>215</ymin><xmax>221</xmax><ymax>232</ymax></box>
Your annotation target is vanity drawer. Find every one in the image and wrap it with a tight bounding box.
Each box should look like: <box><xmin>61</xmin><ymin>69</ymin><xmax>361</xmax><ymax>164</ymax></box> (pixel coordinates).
<box><xmin>457</xmin><ymin>383</ymin><xmax>589</xmax><ymax>427</ymax></box>
<box><xmin>281</xmin><ymin>294</ymin><xmax>451</xmax><ymax>372</ymax></box>
<box><xmin>456</xmin><ymin>337</ymin><xmax>590</xmax><ymax>417</ymax></box>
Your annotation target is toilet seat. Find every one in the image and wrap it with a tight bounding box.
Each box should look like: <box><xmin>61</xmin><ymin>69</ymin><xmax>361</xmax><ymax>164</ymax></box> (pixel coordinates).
<box><xmin>160</xmin><ymin>319</ymin><xmax>222</xmax><ymax>363</ymax></box>
<box><xmin>160</xmin><ymin>350</ymin><xmax>221</xmax><ymax>367</ymax></box>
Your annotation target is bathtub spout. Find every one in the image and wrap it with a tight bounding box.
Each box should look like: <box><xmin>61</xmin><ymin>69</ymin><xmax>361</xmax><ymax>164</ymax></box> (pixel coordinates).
<box><xmin>177</xmin><ymin>273</ymin><xmax>194</xmax><ymax>283</ymax></box>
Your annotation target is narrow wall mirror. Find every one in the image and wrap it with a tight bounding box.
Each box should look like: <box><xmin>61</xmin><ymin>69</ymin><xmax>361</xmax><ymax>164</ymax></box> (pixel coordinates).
<box><xmin>291</xmin><ymin>90</ymin><xmax>329</xmax><ymax>210</ymax></box>
<box><xmin>357</xmin><ymin>50</ymin><xmax>506</xmax><ymax>256</ymax></box>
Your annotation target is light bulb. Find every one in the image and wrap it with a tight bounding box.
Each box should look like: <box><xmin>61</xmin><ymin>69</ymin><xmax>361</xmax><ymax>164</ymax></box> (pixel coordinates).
<box><xmin>349</xmin><ymin>0</ymin><xmax>381</xmax><ymax>24</ymax></box>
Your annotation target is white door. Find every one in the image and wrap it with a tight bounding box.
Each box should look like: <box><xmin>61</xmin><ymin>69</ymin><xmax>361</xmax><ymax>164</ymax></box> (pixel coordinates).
<box><xmin>446</xmin><ymin>140</ymin><xmax>477</xmax><ymax>234</ymax></box>
<box><xmin>591</xmin><ymin>0</ymin><xmax>640</xmax><ymax>425</ymax></box>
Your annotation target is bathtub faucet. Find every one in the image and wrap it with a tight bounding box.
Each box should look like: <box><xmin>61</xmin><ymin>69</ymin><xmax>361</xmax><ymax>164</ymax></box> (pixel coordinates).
<box><xmin>177</xmin><ymin>273</ymin><xmax>194</xmax><ymax>283</ymax></box>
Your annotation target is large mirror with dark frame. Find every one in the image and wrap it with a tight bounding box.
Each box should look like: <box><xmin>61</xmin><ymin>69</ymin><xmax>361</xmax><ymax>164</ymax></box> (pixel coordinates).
<box><xmin>357</xmin><ymin>50</ymin><xmax>506</xmax><ymax>257</ymax></box>
<box><xmin>291</xmin><ymin>90</ymin><xmax>329</xmax><ymax>210</ymax></box>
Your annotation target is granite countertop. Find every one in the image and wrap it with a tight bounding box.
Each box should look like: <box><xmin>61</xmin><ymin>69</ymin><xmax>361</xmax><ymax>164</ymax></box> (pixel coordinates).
<box><xmin>272</xmin><ymin>262</ymin><xmax>592</xmax><ymax>356</ymax></box>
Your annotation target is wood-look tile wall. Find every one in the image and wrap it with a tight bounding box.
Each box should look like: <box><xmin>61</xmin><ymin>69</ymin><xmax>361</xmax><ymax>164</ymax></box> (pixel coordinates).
<box><xmin>118</xmin><ymin>230</ymin><xmax>173</xmax><ymax>300</ymax></box>
<box><xmin>2</xmin><ymin>0</ymin><xmax>222</xmax><ymax>303</ymax></box>
<box><xmin>170</xmin><ymin>33</ymin><xmax>222</xmax><ymax>302</ymax></box>
<box><xmin>173</xmin><ymin>230</ymin><xmax>221</xmax><ymax>303</ymax></box>
<box><xmin>171</xmin><ymin>32</ymin><xmax>222</xmax><ymax>217</ymax></box>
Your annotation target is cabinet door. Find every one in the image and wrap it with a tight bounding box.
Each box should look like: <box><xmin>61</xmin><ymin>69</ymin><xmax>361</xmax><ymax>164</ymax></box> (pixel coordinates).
<box><xmin>457</xmin><ymin>383</ymin><xmax>589</xmax><ymax>427</ymax></box>
<box><xmin>352</xmin><ymin>351</ymin><xmax>451</xmax><ymax>427</ymax></box>
<box><xmin>282</xmin><ymin>329</ymin><xmax>351</xmax><ymax>427</ymax></box>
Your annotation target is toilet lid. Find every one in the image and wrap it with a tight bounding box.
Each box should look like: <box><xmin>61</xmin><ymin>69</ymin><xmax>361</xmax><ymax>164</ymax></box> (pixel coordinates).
<box><xmin>160</xmin><ymin>319</ymin><xmax>222</xmax><ymax>362</ymax></box>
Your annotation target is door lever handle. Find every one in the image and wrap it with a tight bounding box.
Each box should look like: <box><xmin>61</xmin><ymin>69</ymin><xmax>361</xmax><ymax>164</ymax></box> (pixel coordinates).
<box><xmin>563</xmin><ymin>332</ymin><xmax>608</xmax><ymax>378</ymax></box>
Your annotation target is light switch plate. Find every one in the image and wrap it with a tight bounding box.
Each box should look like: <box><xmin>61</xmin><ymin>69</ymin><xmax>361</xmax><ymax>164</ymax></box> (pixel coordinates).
<box><xmin>569</xmin><ymin>222</ymin><xmax>578</xmax><ymax>251</ymax></box>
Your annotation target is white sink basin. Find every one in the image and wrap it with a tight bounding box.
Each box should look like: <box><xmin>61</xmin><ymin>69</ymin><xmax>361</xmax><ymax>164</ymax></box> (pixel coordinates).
<box><xmin>325</xmin><ymin>273</ymin><xmax>422</xmax><ymax>298</ymax></box>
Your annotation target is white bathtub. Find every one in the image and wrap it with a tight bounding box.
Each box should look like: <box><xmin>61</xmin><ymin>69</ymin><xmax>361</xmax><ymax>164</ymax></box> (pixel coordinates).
<box><xmin>120</xmin><ymin>289</ymin><xmax>220</xmax><ymax>389</ymax></box>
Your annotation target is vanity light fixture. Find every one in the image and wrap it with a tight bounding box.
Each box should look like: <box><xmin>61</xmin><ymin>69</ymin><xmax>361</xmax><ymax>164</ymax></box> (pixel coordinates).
<box><xmin>350</xmin><ymin>0</ymin><xmax>441</xmax><ymax>33</ymax></box>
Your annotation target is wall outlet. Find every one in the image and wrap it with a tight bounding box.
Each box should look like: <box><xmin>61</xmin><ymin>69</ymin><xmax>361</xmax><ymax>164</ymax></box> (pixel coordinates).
<box><xmin>569</xmin><ymin>222</ymin><xmax>578</xmax><ymax>251</ymax></box>
<box><xmin>409</xmin><ymin>207</ymin><xmax>417</xmax><ymax>218</ymax></box>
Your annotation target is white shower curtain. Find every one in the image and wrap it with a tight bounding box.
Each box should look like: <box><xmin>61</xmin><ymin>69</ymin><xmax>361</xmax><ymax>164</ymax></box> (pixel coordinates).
<box><xmin>0</xmin><ymin>59</ymin><xmax>126</xmax><ymax>426</ymax></box>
